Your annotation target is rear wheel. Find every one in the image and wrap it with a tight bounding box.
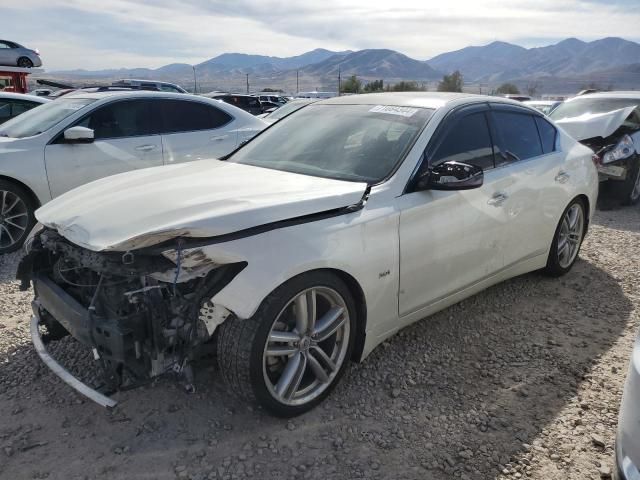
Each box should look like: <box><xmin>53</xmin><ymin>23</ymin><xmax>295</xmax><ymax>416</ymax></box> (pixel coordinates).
<box><xmin>217</xmin><ymin>271</ymin><xmax>356</xmax><ymax>417</ymax></box>
<box><xmin>620</xmin><ymin>157</ymin><xmax>640</xmax><ymax>206</ymax></box>
<box><xmin>0</xmin><ymin>180</ymin><xmax>36</xmax><ymax>254</ymax></box>
<box><xmin>543</xmin><ymin>198</ymin><xmax>586</xmax><ymax>277</ymax></box>
<box><xmin>17</xmin><ymin>57</ymin><xmax>33</xmax><ymax>68</ymax></box>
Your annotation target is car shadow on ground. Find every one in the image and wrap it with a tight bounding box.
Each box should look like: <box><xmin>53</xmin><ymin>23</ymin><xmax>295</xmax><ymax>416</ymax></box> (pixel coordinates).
<box><xmin>0</xmin><ymin>254</ymin><xmax>632</xmax><ymax>480</ymax></box>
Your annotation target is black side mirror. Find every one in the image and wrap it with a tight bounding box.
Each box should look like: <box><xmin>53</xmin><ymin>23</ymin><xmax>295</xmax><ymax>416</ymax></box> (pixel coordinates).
<box><xmin>415</xmin><ymin>160</ymin><xmax>484</xmax><ymax>191</ymax></box>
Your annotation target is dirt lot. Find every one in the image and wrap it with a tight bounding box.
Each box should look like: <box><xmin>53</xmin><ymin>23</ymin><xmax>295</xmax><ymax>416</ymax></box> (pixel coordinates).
<box><xmin>0</xmin><ymin>206</ymin><xmax>638</xmax><ymax>480</ymax></box>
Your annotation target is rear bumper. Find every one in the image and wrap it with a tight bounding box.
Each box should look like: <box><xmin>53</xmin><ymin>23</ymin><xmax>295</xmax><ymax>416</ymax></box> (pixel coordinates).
<box><xmin>30</xmin><ymin>311</ymin><xmax>117</xmax><ymax>408</ymax></box>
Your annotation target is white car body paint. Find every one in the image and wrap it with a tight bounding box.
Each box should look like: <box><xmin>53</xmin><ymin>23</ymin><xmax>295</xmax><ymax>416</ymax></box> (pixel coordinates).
<box><xmin>35</xmin><ymin>93</ymin><xmax>599</xmax><ymax>362</ymax></box>
<box><xmin>555</xmin><ymin>105</ymin><xmax>637</xmax><ymax>141</ymax></box>
<box><xmin>0</xmin><ymin>90</ymin><xmax>266</xmax><ymax>206</ymax></box>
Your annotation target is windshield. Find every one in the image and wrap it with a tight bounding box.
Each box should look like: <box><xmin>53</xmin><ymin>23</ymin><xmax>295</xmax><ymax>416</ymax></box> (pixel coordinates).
<box><xmin>268</xmin><ymin>100</ymin><xmax>315</xmax><ymax>120</ymax></box>
<box><xmin>550</xmin><ymin>97</ymin><xmax>640</xmax><ymax>120</ymax></box>
<box><xmin>0</xmin><ymin>98</ymin><xmax>96</xmax><ymax>138</ymax></box>
<box><xmin>230</xmin><ymin>104</ymin><xmax>433</xmax><ymax>183</ymax></box>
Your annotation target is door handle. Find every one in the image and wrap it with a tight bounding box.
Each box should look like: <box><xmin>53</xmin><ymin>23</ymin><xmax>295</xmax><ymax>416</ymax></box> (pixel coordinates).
<box><xmin>555</xmin><ymin>171</ymin><xmax>570</xmax><ymax>183</ymax></box>
<box><xmin>487</xmin><ymin>192</ymin><xmax>508</xmax><ymax>207</ymax></box>
<box><xmin>135</xmin><ymin>144</ymin><xmax>156</xmax><ymax>152</ymax></box>
<box><xmin>210</xmin><ymin>135</ymin><xmax>229</xmax><ymax>142</ymax></box>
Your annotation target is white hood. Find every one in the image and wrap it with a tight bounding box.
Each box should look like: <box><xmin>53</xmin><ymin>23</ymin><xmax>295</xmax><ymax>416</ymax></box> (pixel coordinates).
<box><xmin>36</xmin><ymin>159</ymin><xmax>368</xmax><ymax>251</ymax></box>
<box><xmin>555</xmin><ymin>106</ymin><xmax>637</xmax><ymax>141</ymax></box>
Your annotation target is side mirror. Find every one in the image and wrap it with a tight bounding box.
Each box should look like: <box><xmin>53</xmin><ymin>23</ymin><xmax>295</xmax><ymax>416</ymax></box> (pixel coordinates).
<box><xmin>63</xmin><ymin>126</ymin><xmax>94</xmax><ymax>144</ymax></box>
<box><xmin>416</xmin><ymin>160</ymin><xmax>484</xmax><ymax>191</ymax></box>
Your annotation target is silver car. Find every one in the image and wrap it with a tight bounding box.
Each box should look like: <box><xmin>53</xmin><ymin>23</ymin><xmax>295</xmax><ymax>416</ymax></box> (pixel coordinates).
<box><xmin>0</xmin><ymin>40</ymin><xmax>42</xmax><ymax>68</ymax></box>
<box><xmin>616</xmin><ymin>330</ymin><xmax>640</xmax><ymax>480</ymax></box>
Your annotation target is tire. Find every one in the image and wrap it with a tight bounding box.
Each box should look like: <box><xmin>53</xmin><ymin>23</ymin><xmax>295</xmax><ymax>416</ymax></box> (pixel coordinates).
<box><xmin>217</xmin><ymin>271</ymin><xmax>357</xmax><ymax>417</ymax></box>
<box><xmin>619</xmin><ymin>156</ymin><xmax>640</xmax><ymax>206</ymax></box>
<box><xmin>0</xmin><ymin>180</ymin><xmax>37</xmax><ymax>254</ymax></box>
<box><xmin>543</xmin><ymin>198</ymin><xmax>586</xmax><ymax>277</ymax></box>
<box><xmin>17</xmin><ymin>57</ymin><xmax>33</xmax><ymax>68</ymax></box>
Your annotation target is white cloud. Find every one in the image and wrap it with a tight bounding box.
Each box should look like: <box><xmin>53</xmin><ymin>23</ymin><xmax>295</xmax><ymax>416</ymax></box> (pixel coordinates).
<box><xmin>4</xmin><ymin>0</ymin><xmax>640</xmax><ymax>69</ymax></box>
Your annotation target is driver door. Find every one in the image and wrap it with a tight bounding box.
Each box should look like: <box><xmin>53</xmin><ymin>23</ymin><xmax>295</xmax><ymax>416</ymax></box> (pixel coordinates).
<box><xmin>44</xmin><ymin>99</ymin><xmax>164</xmax><ymax>198</ymax></box>
<box><xmin>396</xmin><ymin>105</ymin><xmax>512</xmax><ymax>317</ymax></box>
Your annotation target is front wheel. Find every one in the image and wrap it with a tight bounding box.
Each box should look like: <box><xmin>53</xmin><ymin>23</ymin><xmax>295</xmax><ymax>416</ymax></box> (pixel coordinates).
<box><xmin>17</xmin><ymin>57</ymin><xmax>33</xmax><ymax>68</ymax></box>
<box><xmin>543</xmin><ymin>198</ymin><xmax>586</xmax><ymax>277</ymax></box>
<box><xmin>217</xmin><ymin>271</ymin><xmax>356</xmax><ymax>417</ymax></box>
<box><xmin>0</xmin><ymin>180</ymin><xmax>36</xmax><ymax>254</ymax></box>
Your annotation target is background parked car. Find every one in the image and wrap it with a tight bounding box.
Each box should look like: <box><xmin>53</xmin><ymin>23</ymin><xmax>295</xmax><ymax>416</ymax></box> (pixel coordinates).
<box><xmin>258</xmin><ymin>98</ymin><xmax>318</xmax><ymax>123</ymax></box>
<box><xmin>0</xmin><ymin>90</ymin><xmax>266</xmax><ymax>252</ymax></box>
<box><xmin>550</xmin><ymin>91</ymin><xmax>640</xmax><ymax>206</ymax></box>
<box><xmin>112</xmin><ymin>79</ymin><xmax>187</xmax><ymax>93</ymax></box>
<box><xmin>615</xmin><ymin>327</ymin><xmax>640</xmax><ymax>480</ymax></box>
<box><xmin>0</xmin><ymin>40</ymin><xmax>42</xmax><ymax>68</ymax></box>
<box><xmin>206</xmin><ymin>93</ymin><xmax>263</xmax><ymax>115</ymax></box>
<box><xmin>523</xmin><ymin>100</ymin><xmax>561</xmax><ymax>115</ymax></box>
<box><xmin>256</xmin><ymin>94</ymin><xmax>288</xmax><ymax>106</ymax></box>
<box><xmin>0</xmin><ymin>92</ymin><xmax>49</xmax><ymax>124</ymax></box>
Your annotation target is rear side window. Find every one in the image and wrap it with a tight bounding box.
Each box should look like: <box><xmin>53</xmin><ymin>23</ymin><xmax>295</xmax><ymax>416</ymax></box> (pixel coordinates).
<box><xmin>535</xmin><ymin>116</ymin><xmax>557</xmax><ymax>154</ymax></box>
<box><xmin>76</xmin><ymin>100</ymin><xmax>155</xmax><ymax>139</ymax></box>
<box><xmin>159</xmin><ymin>100</ymin><xmax>232</xmax><ymax>133</ymax></box>
<box><xmin>430</xmin><ymin>112</ymin><xmax>495</xmax><ymax>170</ymax></box>
<box><xmin>492</xmin><ymin>111</ymin><xmax>543</xmax><ymax>163</ymax></box>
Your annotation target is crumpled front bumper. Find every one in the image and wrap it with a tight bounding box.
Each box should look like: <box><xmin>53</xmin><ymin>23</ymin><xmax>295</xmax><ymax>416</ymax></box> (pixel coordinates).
<box><xmin>30</xmin><ymin>309</ymin><xmax>117</xmax><ymax>408</ymax></box>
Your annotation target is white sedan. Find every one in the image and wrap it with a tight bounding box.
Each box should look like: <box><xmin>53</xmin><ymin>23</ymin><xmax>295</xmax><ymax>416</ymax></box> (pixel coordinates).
<box><xmin>0</xmin><ymin>90</ymin><xmax>266</xmax><ymax>253</ymax></box>
<box><xmin>19</xmin><ymin>92</ymin><xmax>598</xmax><ymax>416</ymax></box>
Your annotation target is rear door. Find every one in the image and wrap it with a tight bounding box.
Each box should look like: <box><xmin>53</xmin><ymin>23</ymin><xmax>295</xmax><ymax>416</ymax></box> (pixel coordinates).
<box><xmin>487</xmin><ymin>103</ymin><xmax>566</xmax><ymax>266</ymax></box>
<box><xmin>44</xmin><ymin>99</ymin><xmax>164</xmax><ymax>197</ymax></box>
<box><xmin>157</xmin><ymin>99</ymin><xmax>237</xmax><ymax>164</ymax></box>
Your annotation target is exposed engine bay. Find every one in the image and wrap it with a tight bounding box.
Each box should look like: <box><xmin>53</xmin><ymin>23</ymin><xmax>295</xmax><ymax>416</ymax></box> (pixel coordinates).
<box><xmin>17</xmin><ymin>228</ymin><xmax>245</xmax><ymax>396</ymax></box>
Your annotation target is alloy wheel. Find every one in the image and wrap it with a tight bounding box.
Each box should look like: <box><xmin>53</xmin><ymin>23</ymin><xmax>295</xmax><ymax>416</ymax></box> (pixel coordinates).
<box><xmin>630</xmin><ymin>167</ymin><xmax>640</xmax><ymax>202</ymax></box>
<box><xmin>557</xmin><ymin>203</ymin><xmax>584</xmax><ymax>269</ymax></box>
<box><xmin>0</xmin><ymin>190</ymin><xmax>29</xmax><ymax>250</ymax></box>
<box><xmin>262</xmin><ymin>287</ymin><xmax>350</xmax><ymax>406</ymax></box>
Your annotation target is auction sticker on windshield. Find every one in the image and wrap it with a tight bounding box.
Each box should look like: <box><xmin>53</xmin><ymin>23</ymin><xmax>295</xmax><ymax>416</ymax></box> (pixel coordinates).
<box><xmin>369</xmin><ymin>105</ymin><xmax>419</xmax><ymax>117</ymax></box>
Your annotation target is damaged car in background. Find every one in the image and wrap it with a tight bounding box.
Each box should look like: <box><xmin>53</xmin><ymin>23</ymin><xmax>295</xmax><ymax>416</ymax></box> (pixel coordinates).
<box><xmin>18</xmin><ymin>93</ymin><xmax>598</xmax><ymax>417</ymax></box>
<box><xmin>550</xmin><ymin>92</ymin><xmax>640</xmax><ymax>206</ymax></box>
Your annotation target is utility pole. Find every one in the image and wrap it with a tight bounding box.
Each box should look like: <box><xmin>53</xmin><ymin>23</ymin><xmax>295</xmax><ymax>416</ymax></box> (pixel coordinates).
<box><xmin>192</xmin><ymin>65</ymin><xmax>197</xmax><ymax>94</ymax></box>
<box><xmin>296</xmin><ymin>70</ymin><xmax>299</xmax><ymax>95</ymax></box>
<box><xmin>246</xmin><ymin>73</ymin><xmax>249</xmax><ymax>94</ymax></box>
<box><xmin>338</xmin><ymin>66</ymin><xmax>341</xmax><ymax>96</ymax></box>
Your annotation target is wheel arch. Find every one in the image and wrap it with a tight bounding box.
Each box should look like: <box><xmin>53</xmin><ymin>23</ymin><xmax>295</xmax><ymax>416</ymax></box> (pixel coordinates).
<box><xmin>0</xmin><ymin>175</ymin><xmax>41</xmax><ymax>209</ymax></box>
<box><xmin>319</xmin><ymin>268</ymin><xmax>368</xmax><ymax>362</ymax></box>
<box><xmin>574</xmin><ymin>193</ymin><xmax>590</xmax><ymax>236</ymax></box>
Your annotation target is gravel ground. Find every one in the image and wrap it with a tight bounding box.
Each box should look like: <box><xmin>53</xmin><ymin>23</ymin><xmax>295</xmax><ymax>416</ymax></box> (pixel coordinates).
<box><xmin>0</xmin><ymin>206</ymin><xmax>638</xmax><ymax>480</ymax></box>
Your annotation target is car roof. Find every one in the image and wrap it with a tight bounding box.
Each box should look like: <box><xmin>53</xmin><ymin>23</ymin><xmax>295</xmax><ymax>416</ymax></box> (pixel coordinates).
<box><xmin>566</xmin><ymin>91</ymin><xmax>640</xmax><ymax>101</ymax></box>
<box><xmin>0</xmin><ymin>92</ymin><xmax>49</xmax><ymax>103</ymax></box>
<box><xmin>317</xmin><ymin>92</ymin><xmax>524</xmax><ymax>110</ymax></box>
<box><xmin>64</xmin><ymin>90</ymin><xmax>196</xmax><ymax>100</ymax></box>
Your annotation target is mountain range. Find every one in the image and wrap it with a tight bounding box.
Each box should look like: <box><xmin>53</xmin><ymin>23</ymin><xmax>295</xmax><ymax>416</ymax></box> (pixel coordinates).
<box><xmin>45</xmin><ymin>37</ymin><xmax>640</xmax><ymax>94</ymax></box>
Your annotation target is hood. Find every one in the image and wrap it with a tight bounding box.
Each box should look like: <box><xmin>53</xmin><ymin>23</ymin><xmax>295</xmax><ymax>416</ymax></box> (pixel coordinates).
<box><xmin>36</xmin><ymin>159</ymin><xmax>368</xmax><ymax>252</ymax></box>
<box><xmin>555</xmin><ymin>106</ymin><xmax>637</xmax><ymax>141</ymax></box>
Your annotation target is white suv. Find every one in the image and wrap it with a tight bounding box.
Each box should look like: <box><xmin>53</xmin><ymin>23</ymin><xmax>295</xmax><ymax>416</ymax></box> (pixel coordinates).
<box><xmin>0</xmin><ymin>90</ymin><xmax>266</xmax><ymax>253</ymax></box>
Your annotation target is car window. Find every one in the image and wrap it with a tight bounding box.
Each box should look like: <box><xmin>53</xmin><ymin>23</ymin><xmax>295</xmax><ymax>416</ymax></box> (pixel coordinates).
<box><xmin>534</xmin><ymin>116</ymin><xmax>557</xmax><ymax>154</ymax></box>
<box><xmin>76</xmin><ymin>100</ymin><xmax>155</xmax><ymax>139</ymax></box>
<box><xmin>492</xmin><ymin>111</ymin><xmax>543</xmax><ymax>163</ymax></box>
<box><xmin>158</xmin><ymin>99</ymin><xmax>232</xmax><ymax>133</ymax></box>
<box><xmin>0</xmin><ymin>101</ymin><xmax>12</xmax><ymax>120</ymax></box>
<box><xmin>0</xmin><ymin>98</ymin><xmax>96</xmax><ymax>139</ymax></box>
<box><xmin>430</xmin><ymin>112</ymin><xmax>495</xmax><ymax>170</ymax></box>
<box><xmin>0</xmin><ymin>43</ymin><xmax>10</xmax><ymax>49</ymax></box>
<box><xmin>159</xmin><ymin>84</ymin><xmax>180</xmax><ymax>92</ymax></box>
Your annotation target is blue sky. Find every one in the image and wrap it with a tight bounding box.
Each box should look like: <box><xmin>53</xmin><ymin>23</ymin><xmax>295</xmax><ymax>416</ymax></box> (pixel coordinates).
<box><xmin>4</xmin><ymin>0</ymin><xmax>640</xmax><ymax>70</ymax></box>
